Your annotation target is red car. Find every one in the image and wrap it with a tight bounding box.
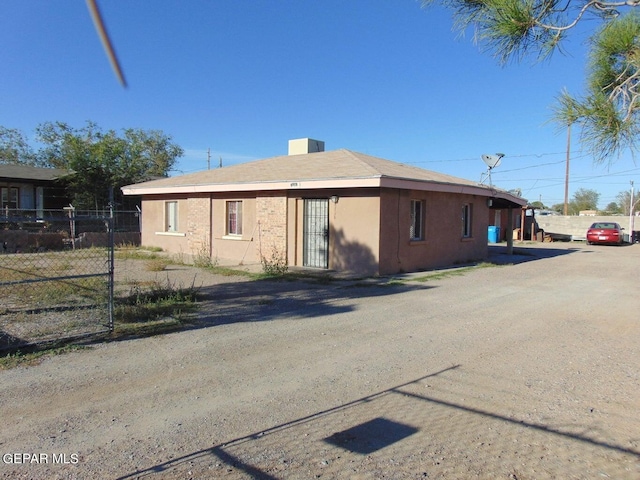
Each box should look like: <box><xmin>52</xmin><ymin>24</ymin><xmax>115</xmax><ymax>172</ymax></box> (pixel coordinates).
<box><xmin>586</xmin><ymin>222</ymin><xmax>625</xmax><ymax>245</ymax></box>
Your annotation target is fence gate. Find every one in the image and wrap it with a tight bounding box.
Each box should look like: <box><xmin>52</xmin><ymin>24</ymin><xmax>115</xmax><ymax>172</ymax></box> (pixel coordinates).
<box><xmin>0</xmin><ymin>210</ymin><xmax>114</xmax><ymax>352</ymax></box>
<box><xmin>303</xmin><ymin>199</ymin><xmax>329</xmax><ymax>269</ymax></box>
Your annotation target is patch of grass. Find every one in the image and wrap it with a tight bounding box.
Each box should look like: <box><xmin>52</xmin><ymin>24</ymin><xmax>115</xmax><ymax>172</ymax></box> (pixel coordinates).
<box><xmin>140</xmin><ymin>245</ymin><xmax>164</xmax><ymax>252</ymax></box>
<box><xmin>405</xmin><ymin>262</ymin><xmax>499</xmax><ymax>283</ymax></box>
<box><xmin>0</xmin><ymin>265</ymin><xmax>39</xmax><ymax>282</ymax></box>
<box><xmin>116</xmin><ymin>246</ymin><xmax>264</xmax><ymax>279</ymax></box>
<box><xmin>115</xmin><ymin>247</ymin><xmax>167</xmax><ymax>261</ymax></box>
<box><xmin>341</xmin><ymin>278</ymin><xmax>405</xmax><ymax>288</ymax></box>
<box><xmin>144</xmin><ymin>258</ymin><xmax>171</xmax><ymax>272</ymax></box>
<box><xmin>113</xmin><ymin>279</ymin><xmax>200</xmax><ymax>337</ymax></box>
<box><xmin>7</xmin><ymin>277</ymin><xmax>107</xmax><ymax>306</ymax></box>
<box><xmin>112</xmin><ymin>318</ymin><xmax>185</xmax><ymax>337</ymax></box>
<box><xmin>257</xmin><ymin>269</ymin><xmax>340</xmax><ymax>283</ymax></box>
<box><xmin>0</xmin><ymin>345</ymin><xmax>90</xmax><ymax>370</ymax></box>
<box><xmin>113</xmin><ymin>276</ymin><xmax>201</xmax><ymax>336</ymax></box>
<box><xmin>206</xmin><ymin>265</ymin><xmax>257</xmax><ymax>278</ymax></box>
<box><xmin>114</xmin><ymin>282</ymin><xmax>198</xmax><ymax>326</ymax></box>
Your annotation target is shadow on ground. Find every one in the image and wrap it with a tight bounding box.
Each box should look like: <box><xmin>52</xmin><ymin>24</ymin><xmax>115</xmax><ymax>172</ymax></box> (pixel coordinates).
<box><xmin>193</xmin><ymin>278</ymin><xmax>435</xmax><ymax>327</ymax></box>
<box><xmin>488</xmin><ymin>244</ymin><xmax>583</xmax><ymax>265</ymax></box>
<box><xmin>115</xmin><ymin>364</ymin><xmax>640</xmax><ymax>479</ymax></box>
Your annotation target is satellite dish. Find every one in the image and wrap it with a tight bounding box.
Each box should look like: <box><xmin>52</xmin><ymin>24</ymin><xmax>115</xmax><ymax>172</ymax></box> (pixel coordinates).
<box><xmin>482</xmin><ymin>154</ymin><xmax>503</xmax><ymax>170</ymax></box>
<box><xmin>480</xmin><ymin>153</ymin><xmax>505</xmax><ymax>187</ymax></box>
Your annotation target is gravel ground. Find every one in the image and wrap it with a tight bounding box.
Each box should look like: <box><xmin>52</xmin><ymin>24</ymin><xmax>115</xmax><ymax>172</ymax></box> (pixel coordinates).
<box><xmin>0</xmin><ymin>242</ymin><xmax>639</xmax><ymax>480</ymax></box>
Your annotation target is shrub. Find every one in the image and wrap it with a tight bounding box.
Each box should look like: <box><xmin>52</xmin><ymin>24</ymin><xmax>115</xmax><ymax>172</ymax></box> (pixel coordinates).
<box><xmin>192</xmin><ymin>240</ymin><xmax>216</xmax><ymax>268</ymax></box>
<box><xmin>261</xmin><ymin>245</ymin><xmax>288</xmax><ymax>276</ymax></box>
<box><xmin>115</xmin><ymin>278</ymin><xmax>200</xmax><ymax>324</ymax></box>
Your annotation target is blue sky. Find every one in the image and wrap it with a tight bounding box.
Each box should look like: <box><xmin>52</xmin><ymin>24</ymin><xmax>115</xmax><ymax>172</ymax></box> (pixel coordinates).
<box><xmin>1</xmin><ymin>0</ymin><xmax>638</xmax><ymax>209</ymax></box>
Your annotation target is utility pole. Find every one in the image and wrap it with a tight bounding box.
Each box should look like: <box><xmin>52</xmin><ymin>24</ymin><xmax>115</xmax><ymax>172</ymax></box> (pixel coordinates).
<box><xmin>219</xmin><ymin>156</ymin><xmax>222</xmax><ymax>168</ymax></box>
<box><xmin>563</xmin><ymin>124</ymin><xmax>571</xmax><ymax>216</ymax></box>
<box><xmin>630</xmin><ymin>180</ymin><xmax>635</xmax><ymax>241</ymax></box>
<box><xmin>207</xmin><ymin>148</ymin><xmax>211</xmax><ymax>170</ymax></box>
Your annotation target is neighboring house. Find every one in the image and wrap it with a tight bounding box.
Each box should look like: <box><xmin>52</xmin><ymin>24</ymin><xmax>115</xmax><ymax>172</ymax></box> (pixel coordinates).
<box><xmin>0</xmin><ymin>164</ymin><xmax>72</xmax><ymax>217</ymax></box>
<box><xmin>122</xmin><ymin>139</ymin><xmax>527</xmax><ymax>275</ymax></box>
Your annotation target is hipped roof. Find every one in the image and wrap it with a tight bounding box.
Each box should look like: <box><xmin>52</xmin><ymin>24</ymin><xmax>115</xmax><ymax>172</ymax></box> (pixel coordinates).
<box><xmin>121</xmin><ymin>149</ymin><xmax>526</xmax><ymax>206</ymax></box>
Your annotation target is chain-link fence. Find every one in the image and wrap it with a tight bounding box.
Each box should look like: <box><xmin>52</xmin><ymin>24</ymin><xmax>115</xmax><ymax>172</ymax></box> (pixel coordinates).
<box><xmin>0</xmin><ymin>209</ymin><xmax>117</xmax><ymax>352</ymax></box>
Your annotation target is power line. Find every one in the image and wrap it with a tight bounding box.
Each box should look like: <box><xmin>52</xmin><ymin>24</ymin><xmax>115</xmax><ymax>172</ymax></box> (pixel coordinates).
<box><xmin>405</xmin><ymin>150</ymin><xmax>573</xmax><ymax>166</ymax></box>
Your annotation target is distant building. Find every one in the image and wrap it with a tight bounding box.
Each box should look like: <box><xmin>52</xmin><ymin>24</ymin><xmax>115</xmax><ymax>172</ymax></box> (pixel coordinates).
<box><xmin>0</xmin><ymin>164</ymin><xmax>72</xmax><ymax>217</ymax></box>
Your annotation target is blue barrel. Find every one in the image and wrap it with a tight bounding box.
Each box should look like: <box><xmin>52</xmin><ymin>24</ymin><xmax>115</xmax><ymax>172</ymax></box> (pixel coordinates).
<box><xmin>488</xmin><ymin>226</ymin><xmax>500</xmax><ymax>243</ymax></box>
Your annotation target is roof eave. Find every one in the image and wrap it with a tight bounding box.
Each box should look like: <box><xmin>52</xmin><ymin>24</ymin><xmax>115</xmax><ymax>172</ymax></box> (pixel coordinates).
<box><xmin>379</xmin><ymin>177</ymin><xmax>527</xmax><ymax>205</ymax></box>
<box><xmin>121</xmin><ymin>174</ymin><xmax>527</xmax><ymax>207</ymax></box>
<box><xmin>121</xmin><ymin>177</ymin><xmax>384</xmax><ymax>195</ymax></box>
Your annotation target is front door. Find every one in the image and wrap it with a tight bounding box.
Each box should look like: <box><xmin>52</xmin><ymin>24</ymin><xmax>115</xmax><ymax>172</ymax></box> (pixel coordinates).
<box><xmin>303</xmin><ymin>199</ymin><xmax>329</xmax><ymax>268</ymax></box>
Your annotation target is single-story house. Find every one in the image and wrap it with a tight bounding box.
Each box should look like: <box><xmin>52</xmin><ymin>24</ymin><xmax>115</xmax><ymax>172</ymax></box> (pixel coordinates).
<box><xmin>0</xmin><ymin>164</ymin><xmax>72</xmax><ymax>217</ymax></box>
<box><xmin>122</xmin><ymin>139</ymin><xmax>527</xmax><ymax>275</ymax></box>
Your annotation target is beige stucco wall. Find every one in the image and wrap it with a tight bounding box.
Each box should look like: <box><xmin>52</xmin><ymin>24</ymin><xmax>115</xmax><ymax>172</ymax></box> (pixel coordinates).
<box><xmin>140</xmin><ymin>194</ymin><xmax>259</xmax><ymax>265</ymax></box>
<box><xmin>139</xmin><ymin>187</ymin><xmax>492</xmax><ymax>275</ymax></box>
<box><xmin>211</xmin><ymin>195</ymin><xmax>257</xmax><ymax>264</ymax></box>
<box><xmin>290</xmin><ymin>190</ymin><xmax>380</xmax><ymax>274</ymax></box>
<box><xmin>328</xmin><ymin>193</ymin><xmax>380</xmax><ymax>275</ymax></box>
<box><xmin>140</xmin><ymin>195</ymin><xmax>191</xmax><ymax>255</ymax></box>
<box><xmin>140</xmin><ymin>193</ymin><xmax>290</xmax><ymax>266</ymax></box>
<box><xmin>378</xmin><ymin>188</ymin><xmax>489</xmax><ymax>274</ymax></box>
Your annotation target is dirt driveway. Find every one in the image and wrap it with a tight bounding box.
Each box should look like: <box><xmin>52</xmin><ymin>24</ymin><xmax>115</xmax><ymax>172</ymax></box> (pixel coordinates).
<box><xmin>1</xmin><ymin>242</ymin><xmax>639</xmax><ymax>479</ymax></box>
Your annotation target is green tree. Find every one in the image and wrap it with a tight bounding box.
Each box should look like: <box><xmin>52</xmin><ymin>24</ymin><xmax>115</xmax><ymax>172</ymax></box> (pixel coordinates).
<box><xmin>0</xmin><ymin>127</ymin><xmax>38</xmax><ymax>165</ymax></box>
<box><xmin>35</xmin><ymin>121</ymin><xmax>183</xmax><ymax>210</ymax></box>
<box><xmin>616</xmin><ymin>189</ymin><xmax>640</xmax><ymax>215</ymax></box>
<box><xmin>569</xmin><ymin>188</ymin><xmax>600</xmax><ymax>214</ymax></box>
<box><xmin>605</xmin><ymin>201</ymin><xmax>623</xmax><ymax>214</ymax></box>
<box><xmin>420</xmin><ymin>0</ymin><xmax>640</xmax><ymax>162</ymax></box>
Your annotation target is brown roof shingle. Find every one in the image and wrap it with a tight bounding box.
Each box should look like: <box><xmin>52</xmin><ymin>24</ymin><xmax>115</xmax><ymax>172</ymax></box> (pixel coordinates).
<box><xmin>124</xmin><ymin>149</ymin><xmax>479</xmax><ymax>190</ymax></box>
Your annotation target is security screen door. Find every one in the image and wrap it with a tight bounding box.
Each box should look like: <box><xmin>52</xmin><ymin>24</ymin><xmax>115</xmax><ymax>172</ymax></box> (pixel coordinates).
<box><xmin>303</xmin><ymin>199</ymin><xmax>329</xmax><ymax>268</ymax></box>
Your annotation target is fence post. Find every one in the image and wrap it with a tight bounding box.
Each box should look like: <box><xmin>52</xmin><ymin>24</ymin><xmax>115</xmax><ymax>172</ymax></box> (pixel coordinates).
<box><xmin>108</xmin><ymin>189</ymin><xmax>115</xmax><ymax>332</ymax></box>
<box><xmin>64</xmin><ymin>205</ymin><xmax>76</xmax><ymax>249</ymax></box>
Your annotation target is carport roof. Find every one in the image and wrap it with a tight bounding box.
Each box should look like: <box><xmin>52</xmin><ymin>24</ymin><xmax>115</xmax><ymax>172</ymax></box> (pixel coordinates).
<box><xmin>122</xmin><ymin>149</ymin><xmax>526</xmax><ymax>207</ymax></box>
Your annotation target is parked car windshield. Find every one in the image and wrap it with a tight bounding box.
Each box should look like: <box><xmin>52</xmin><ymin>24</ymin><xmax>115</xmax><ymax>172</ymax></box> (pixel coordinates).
<box><xmin>590</xmin><ymin>223</ymin><xmax>620</xmax><ymax>229</ymax></box>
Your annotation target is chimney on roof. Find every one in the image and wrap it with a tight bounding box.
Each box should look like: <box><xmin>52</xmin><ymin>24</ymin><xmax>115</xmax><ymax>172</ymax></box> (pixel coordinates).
<box><xmin>288</xmin><ymin>138</ymin><xmax>325</xmax><ymax>155</ymax></box>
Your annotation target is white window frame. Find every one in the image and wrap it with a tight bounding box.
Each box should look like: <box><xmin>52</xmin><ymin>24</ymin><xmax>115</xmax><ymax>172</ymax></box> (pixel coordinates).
<box><xmin>227</xmin><ymin>200</ymin><xmax>243</xmax><ymax>236</ymax></box>
<box><xmin>36</xmin><ymin>186</ymin><xmax>44</xmax><ymax>218</ymax></box>
<box><xmin>1</xmin><ymin>187</ymin><xmax>19</xmax><ymax>210</ymax></box>
<box><xmin>410</xmin><ymin>199</ymin><xmax>424</xmax><ymax>241</ymax></box>
<box><xmin>165</xmin><ymin>201</ymin><xmax>178</xmax><ymax>232</ymax></box>
<box><xmin>462</xmin><ymin>203</ymin><xmax>473</xmax><ymax>238</ymax></box>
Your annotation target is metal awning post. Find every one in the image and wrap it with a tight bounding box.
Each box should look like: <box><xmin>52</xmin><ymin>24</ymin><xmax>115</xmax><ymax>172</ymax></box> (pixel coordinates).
<box><xmin>506</xmin><ymin>206</ymin><xmax>514</xmax><ymax>255</ymax></box>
